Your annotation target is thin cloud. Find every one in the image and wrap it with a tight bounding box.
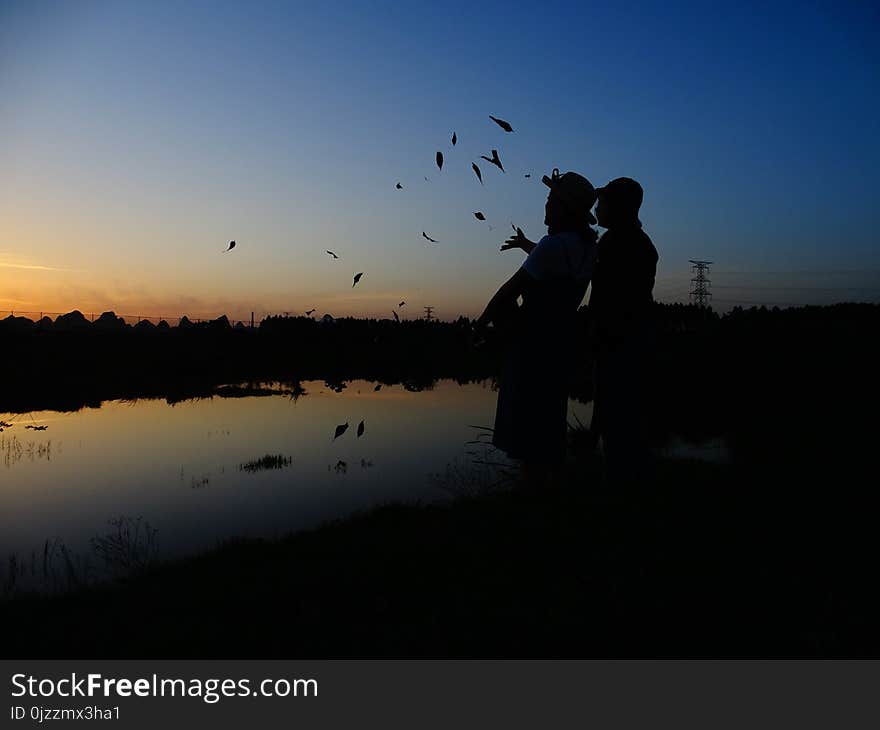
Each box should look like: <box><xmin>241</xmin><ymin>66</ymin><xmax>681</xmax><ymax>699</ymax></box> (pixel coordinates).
<box><xmin>0</xmin><ymin>261</ymin><xmax>75</xmax><ymax>272</ymax></box>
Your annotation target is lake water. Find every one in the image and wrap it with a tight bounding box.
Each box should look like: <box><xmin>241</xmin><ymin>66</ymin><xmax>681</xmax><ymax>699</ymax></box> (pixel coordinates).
<box><xmin>1</xmin><ymin>380</ymin><xmax>594</xmax><ymax>586</ymax></box>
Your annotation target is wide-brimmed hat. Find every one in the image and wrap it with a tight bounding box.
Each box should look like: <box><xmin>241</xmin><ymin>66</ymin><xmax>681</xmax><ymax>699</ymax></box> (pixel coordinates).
<box><xmin>542</xmin><ymin>168</ymin><xmax>597</xmax><ymax>224</ymax></box>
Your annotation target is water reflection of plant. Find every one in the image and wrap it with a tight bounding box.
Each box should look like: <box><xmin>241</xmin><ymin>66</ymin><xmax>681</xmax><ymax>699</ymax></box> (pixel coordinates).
<box><xmin>190</xmin><ymin>475</ymin><xmax>210</xmax><ymax>488</ymax></box>
<box><xmin>1</xmin><ymin>435</ymin><xmax>57</xmax><ymax>468</ymax></box>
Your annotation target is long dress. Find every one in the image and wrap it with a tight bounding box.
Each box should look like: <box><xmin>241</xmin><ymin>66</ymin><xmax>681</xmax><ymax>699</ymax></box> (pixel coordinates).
<box><xmin>492</xmin><ymin>234</ymin><xmax>592</xmax><ymax>464</ymax></box>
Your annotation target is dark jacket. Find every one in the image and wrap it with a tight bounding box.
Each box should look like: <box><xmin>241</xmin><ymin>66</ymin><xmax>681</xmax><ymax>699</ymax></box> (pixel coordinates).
<box><xmin>588</xmin><ymin>224</ymin><xmax>658</xmax><ymax>346</ymax></box>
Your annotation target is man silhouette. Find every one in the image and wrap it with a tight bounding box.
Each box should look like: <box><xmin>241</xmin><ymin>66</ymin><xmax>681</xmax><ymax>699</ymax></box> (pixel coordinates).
<box><xmin>588</xmin><ymin>177</ymin><xmax>659</xmax><ymax>484</ymax></box>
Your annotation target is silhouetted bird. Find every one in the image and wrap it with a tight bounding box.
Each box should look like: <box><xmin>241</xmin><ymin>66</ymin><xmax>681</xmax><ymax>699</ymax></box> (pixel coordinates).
<box><xmin>474</xmin><ymin>212</ymin><xmax>486</xmax><ymax>221</ymax></box>
<box><xmin>357</xmin><ymin>420</ymin><xmax>365</xmax><ymax>438</ymax></box>
<box><xmin>480</xmin><ymin>149</ymin><xmax>504</xmax><ymax>173</ymax></box>
<box><xmin>451</xmin><ymin>132</ymin><xmax>457</xmax><ymax>146</ymax></box>
<box><xmin>374</xmin><ymin>384</ymin><xmax>382</xmax><ymax>391</ymax></box>
<box><xmin>305</xmin><ymin>309</ymin><xmax>316</xmax><ymax>316</ymax></box>
<box><xmin>396</xmin><ymin>182</ymin><xmax>403</xmax><ymax>189</ymax></box>
<box><xmin>489</xmin><ymin>115</ymin><xmax>514</xmax><ymax>132</ymax></box>
<box><xmin>436</xmin><ymin>151</ymin><xmax>443</xmax><ymax>171</ymax></box>
<box><xmin>333</xmin><ymin>423</ymin><xmax>349</xmax><ymax>440</ymax></box>
<box><xmin>224</xmin><ymin>240</ymin><xmax>236</xmax><ymax>253</ymax></box>
<box><xmin>472</xmin><ymin>162</ymin><xmax>483</xmax><ymax>184</ymax></box>
<box><xmin>422</xmin><ymin>232</ymin><xmax>438</xmax><ymax>243</ymax></box>
<box><xmin>326</xmin><ymin>250</ymin><xmax>339</xmax><ymax>259</ymax></box>
<box><xmin>392</xmin><ymin>310</ymin><xmax>399</xmax><ymax>322</ymax></box>
<box><xmin>352</xmin><ymin>272</ymin><xmax>363</xmax><ymax>287</ymax></box>
<box><xmin>398</xmin><ymin>301</ymin><xmax>405</xmax><ymax>307</ymax></box>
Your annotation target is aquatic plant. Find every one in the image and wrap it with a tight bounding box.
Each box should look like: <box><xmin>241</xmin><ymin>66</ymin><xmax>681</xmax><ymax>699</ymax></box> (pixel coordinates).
<box><xmin>90</xmin><ymin>516</ymin><xmax>158</xmax><ymax>575</ymax></box>
<box><xmin>239</xmin><ymin>454</ymin><xmax>294</xmax><ymax>474</ymax></box>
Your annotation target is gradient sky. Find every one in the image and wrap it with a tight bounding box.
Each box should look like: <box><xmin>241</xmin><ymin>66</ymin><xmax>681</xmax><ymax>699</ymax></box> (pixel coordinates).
<box><xmin>1</xmin><ymin>0</ymin><xmax>878</xmax><ymax>320</ymax></box>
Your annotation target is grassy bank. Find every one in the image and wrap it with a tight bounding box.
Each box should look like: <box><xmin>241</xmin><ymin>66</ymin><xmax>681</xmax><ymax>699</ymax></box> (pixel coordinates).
<box><xmin>2</xmin><ymin>453</ymin><xmax>876</xmax><ymax>658</ymax></box>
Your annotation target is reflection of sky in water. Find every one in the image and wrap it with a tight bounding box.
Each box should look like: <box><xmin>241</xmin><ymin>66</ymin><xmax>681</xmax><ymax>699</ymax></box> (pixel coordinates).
<box><xmin>1</xmin><ymin>380</ymin><xmax>593</xmax><ymax>566</ymax></box>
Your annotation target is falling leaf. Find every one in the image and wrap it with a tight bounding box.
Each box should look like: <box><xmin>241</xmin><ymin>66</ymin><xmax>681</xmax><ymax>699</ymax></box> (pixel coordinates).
<box><xmin>451</xmin><ymin>131</ymin><xmax>457</xmax><ymax>146</ymax></box>
<box><xmin>489</xmin><ymin>115</ymin><xmax>514</xmax><ymax>132</ymax></box>
<box><xmin>352</xmin><ymin>272</ymin><xmax>364</xmax><ymax>287</ymax></box>
<box><xmin>374</xmin><ymin>384</ymin><xmax>382</xmax><ymax>391</ymax></box>
<box><xmin>398</xmin><ymin>301</ymin><xmax>405</xmax><ymax>307</ymax></box>
<box><xmin>305</xmin><ymin>309</ymin><xmax>315</xmax><ymax>316</ymax></box>
<box><xmin>392</xmin><ymin>310</ymin><xmax>399</xmax><ymax>322</ymax></box>
<box><xmin>471</xmin><ymin>162</ymin><xmax>483</xmax><ymax>184</ymax></box>
<box><xmin>224</xmin><ymin>240</ymin><xmax>236</xmax><ymax>253</ymax></box>
<box><xmin>357</xmin><ymin>420</ymin><xmax>365</xmax><ymax>438</ymax></box>
<box><xmin>436</xmin><ymin>151</ymin><xmax>443</xmax><ymax>171</ymax></box>
<box><xmin>333</xmin><ymin>423</ymin><xmax>349</xmax><ymax>440</ymax></box>
<box><xmin>326</xmin><ymin>250</ymin><xmax>339</xmax><ymax>259</ymax></box>
<box><xmin>474</xmin><ymin>212</ymin><xmax>486</xmax><ymax>221</ymax></box>
<box><xmin>480</xmin><ymin>149</ymin><xmax>504</xmax><ymax>173</ymax></box>
<box><xmin>422</xmin><ymin>231</ymin><xmax>438</xmax><ymax>243</ymax></box>
<box><xmin>396</xmin><ymin>182</ymin><xmax>403</xmax><ymax>189</ymax></box>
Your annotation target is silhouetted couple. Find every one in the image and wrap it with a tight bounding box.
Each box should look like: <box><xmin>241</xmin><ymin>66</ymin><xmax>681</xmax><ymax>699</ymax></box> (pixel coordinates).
<box><xmin>478</xmin><ymin>169</ymin><xmax>658</xmax><ymax>488</ymax></box>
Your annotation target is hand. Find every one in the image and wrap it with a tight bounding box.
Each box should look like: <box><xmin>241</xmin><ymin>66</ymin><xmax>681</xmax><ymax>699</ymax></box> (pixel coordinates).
<box><xmin>500</xmin><ymin>226</ymin><xmax>533</xmax><ymax>253</ymax></box>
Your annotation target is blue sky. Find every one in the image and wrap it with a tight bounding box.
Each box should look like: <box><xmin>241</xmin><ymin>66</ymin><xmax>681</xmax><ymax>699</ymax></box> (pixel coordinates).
<box><xmin>1</xmin><ymin>0</ymin><xmax>878</xmax><ymax>318</ymax></box>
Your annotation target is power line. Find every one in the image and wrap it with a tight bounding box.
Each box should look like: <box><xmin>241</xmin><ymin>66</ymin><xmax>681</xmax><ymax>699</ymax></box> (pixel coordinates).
<box><xmin>712</xmin><ymin>285</ymin><xmax>880</xmax><ymax>292</ymax></box>
<box><xmin>711</xmin><ymin>270</ymin><xmax>880</xmax><ymax>276</ymax></box>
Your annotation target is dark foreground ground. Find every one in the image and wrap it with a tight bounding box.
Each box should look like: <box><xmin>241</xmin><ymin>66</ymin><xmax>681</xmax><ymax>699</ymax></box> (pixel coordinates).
<box><xmin>2</xmin><ymin>303</ymin><xmax>878</xmax><ymax>657</ymax></box>
<box><xmin>2</xmin><ymin>450</ymin><xmax>877</xmax><ymax>658</ymax></box>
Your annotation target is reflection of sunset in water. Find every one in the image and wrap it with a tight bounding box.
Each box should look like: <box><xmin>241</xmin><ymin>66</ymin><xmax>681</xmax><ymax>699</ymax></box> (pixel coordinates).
<box><xmin>0</xmin><ymin>380</ymin><xmax>595</xmax><ymax>573</ymax></box>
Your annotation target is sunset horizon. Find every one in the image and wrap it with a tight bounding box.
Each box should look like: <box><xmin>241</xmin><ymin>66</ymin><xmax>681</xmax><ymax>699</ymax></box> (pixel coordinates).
<box><xmin>3</xmin><ymin>2</ymin><xmax>877</xmax><ymax>320</ymax></box>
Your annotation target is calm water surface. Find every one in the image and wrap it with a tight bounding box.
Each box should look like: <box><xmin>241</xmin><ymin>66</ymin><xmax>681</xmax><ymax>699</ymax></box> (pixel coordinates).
<box><xmin>1</xmin><ymin>380</ymin><xmax>593</xmax><ymax>572</ymax></box>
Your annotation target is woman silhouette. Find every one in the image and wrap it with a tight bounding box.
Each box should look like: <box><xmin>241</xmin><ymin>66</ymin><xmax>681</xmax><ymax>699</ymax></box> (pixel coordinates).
<box><xmin>478</xmin><ymin>168</ymin><xmax>598</xmax><ymax>487</ymax></box>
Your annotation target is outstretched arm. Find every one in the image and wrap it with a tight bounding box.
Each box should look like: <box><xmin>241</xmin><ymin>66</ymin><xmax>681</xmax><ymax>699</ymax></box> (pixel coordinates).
<box><xmin>500</xmin><ymin>227</ymin><xmax>536</xmax><ymax>255</ymax></box>
<box><xmin>477</xmin><ymin>267</ymin><xmax>531</xmax><ymax>328</ymax></box>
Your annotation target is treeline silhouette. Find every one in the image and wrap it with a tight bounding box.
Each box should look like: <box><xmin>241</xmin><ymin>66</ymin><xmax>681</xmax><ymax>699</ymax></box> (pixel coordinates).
<box><xmin>0</xmin><ymin>310</ymin><xmax>498</xmax><ymax>413</ymax></box>
<box><xmin>632</xmin><ymin>302</ymin><xmax>879</xmax><ymax>466</ymax></box>
<box><xmin>2</xmin><ymin>303</ymin><xmax>878</xmax><ymax>464</ymax></box>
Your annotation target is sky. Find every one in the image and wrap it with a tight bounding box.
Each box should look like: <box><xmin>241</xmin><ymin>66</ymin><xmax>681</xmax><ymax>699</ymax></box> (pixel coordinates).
<box><xmin>1</xmin><ymin>0</ymin><xmax>878</xmax><ymax>320</ymax></box>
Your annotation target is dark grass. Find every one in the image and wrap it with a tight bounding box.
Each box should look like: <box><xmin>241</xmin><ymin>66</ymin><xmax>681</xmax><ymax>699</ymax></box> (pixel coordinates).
<box><xmin>1</xmin><ymin>303</ymin><xmax>877</xmax><ymax>657</ymax></box>
<box><xmin>2</xmin><ymin>453</ymin><xmax>877</xmax><ymax>659</ymax></box>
